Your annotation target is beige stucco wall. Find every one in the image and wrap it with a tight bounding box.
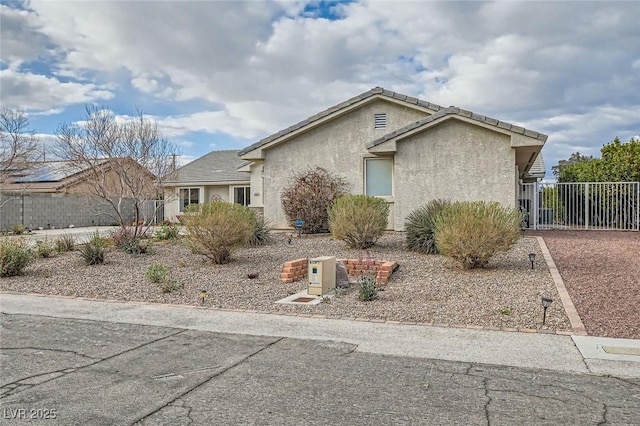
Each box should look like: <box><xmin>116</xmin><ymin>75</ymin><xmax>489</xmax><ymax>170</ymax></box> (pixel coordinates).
<box><xmin>259</xmin><ymin>99</ymin><xmax>427</xmax><ymax>229</ymax></box>
<box><xmin>248</xmin><ymin>160</ymin><xmax>264</xmax><ymax>208</ymax></box>
<box><xmin>393</xmin><ymin>119</ymin><xmax>517</xmax><ymax>230</ymax></box>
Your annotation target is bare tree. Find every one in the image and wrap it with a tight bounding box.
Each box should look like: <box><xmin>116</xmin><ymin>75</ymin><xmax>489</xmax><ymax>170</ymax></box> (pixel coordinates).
<box><xmin>54</xmin><ymin>105</ymin><xmax>178</xmax><ymax>237</ymax></box>
<box><xmin>0</xmin><ymin>108</ymin><xmax>42</xmax><ymax>212</ymax></box>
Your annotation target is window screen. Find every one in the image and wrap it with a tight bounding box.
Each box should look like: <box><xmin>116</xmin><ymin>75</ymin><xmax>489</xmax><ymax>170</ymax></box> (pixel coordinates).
<box><xmin>365</xmin><ymin>158</ymin><xmax>392</xmax><ymax>196</ymax></box>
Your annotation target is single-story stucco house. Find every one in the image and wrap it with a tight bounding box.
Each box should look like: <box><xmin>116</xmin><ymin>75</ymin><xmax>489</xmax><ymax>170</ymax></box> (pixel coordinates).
<box><xmin>237</xmin><ymin>87</ymin><xmax>547</xmax><ymax>231</ymax></box>
<box><xmin>164</xmin><ymin>87</ymin><xmax>546</xmax><ymax>229</ymax></box>
<box><xmin>162</xmin><ymin>150</ymin><xmax>251</xmax><ymax>221</ymax></box>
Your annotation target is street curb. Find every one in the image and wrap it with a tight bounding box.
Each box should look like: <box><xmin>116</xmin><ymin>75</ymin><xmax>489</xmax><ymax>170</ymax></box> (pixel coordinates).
<box><xmin>536</xmin><ymin>236</ymin><xmax>588</xmax><ymax>336</ymax></box>
<box><xmin>0</xmin><ymin>291</ymin><xmax>574</xmax><ymax>336</ymax></box>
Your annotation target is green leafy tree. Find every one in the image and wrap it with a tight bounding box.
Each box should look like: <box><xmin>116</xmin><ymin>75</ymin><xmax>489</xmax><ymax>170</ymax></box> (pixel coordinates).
<box><xmin>599</xmin><ymin>136</ymin><xmax>640</xmax><ymax>182</ymax></box>
<box><xmin>552</xmin><ymin>152</ymin><xmax>594</xmax><ymax>180</ymax></box>
<box><xmin>554</xmin><ymin>136</ymin><xmax>639</xmax><ymax>183</ymax></box>
<box><xmin>553</xmin><ymin>136</ymin><xmax>639</xmax><ymax>228</ymax></box>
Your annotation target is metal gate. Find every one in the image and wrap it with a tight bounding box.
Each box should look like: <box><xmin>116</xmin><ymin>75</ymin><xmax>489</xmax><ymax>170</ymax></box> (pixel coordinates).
<box><xmin>519</xmin><ymin>182</ymin><xmax>640</xmax><ymax>230</ymax></box>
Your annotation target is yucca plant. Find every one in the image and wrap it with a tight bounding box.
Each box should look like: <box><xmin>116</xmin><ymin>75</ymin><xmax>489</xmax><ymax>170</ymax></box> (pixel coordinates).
<box><xmin>79</xmin><ymin>232</ymin><xmax>107</xmax><ymax>265</ymax></box>
<box><xmin>405</xmin><ymin>199</ymin><xmax>451</xmax><ymax>254</ymax></box>
<box><xmin>248</xmin><ymin>215</ymin><xmax>272</xmax><ymax>247</ymax></box>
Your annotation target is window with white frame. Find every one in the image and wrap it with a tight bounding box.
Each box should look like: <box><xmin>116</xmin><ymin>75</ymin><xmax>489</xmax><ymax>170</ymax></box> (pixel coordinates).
<box><xmin>374</xmin><ymin>113</ymin><xmax>387</xmax><ymax>129</ymax></box>
<box><xmin>233</xmin><ymin>186</ymin><xmax>251</xmax><ymax>206</ymax></box>
<box><xmin>365</xmin><ymin>158</ymin><xmax>392</xmax><ymax>196</ymax></box>
<box><xmin>179</xmin><ymin>188</ymin><xmax>200</xmax><ymax>212</ymax></box>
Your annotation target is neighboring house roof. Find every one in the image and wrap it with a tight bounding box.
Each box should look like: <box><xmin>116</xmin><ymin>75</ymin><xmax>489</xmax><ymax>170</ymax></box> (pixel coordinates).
<box><xmin>164</xmin><ymin>150</ymin><xmax>249</xmax><ymax>185</ymax></box>
<box><xmin>526</xmin><ymin>155</ymin><xmax>546</xmax><ymax>179</ymax></box>
<box><xmin>11</xmin><ymin>160</ymin><xmax>105</xmax><ymax>183</ymax></box>
<box><xmin>1</xmin><ymin>158</ymin><xmax>154</xmax><ymax>193</ymax></box>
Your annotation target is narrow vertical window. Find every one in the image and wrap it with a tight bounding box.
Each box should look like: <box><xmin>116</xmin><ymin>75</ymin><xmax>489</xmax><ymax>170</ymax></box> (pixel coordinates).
<box><xmin>365</xmin><ymin>158</ymin><xmax>392</xmax><ymax>196</ymax></box>
<box><xmin>233</xmin><ymin>186</ymin><xmax>251</xmax><ymax>206</ymax></box>
<box><xmin>374</xmin><ymin>113</ymin><xmax>387</xmax><ymax>129</ymax></box>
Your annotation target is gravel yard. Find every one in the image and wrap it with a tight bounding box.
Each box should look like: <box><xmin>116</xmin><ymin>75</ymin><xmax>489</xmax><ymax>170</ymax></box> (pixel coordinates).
<box><xmin>527</xmin><ymin>230</ymin><xmax>640</xmax><ymax>339</ymax></box>
<box><xmin>1</xmin><ymin>232</ymin><xmax>572</xmax><ymax>332</ymax></box>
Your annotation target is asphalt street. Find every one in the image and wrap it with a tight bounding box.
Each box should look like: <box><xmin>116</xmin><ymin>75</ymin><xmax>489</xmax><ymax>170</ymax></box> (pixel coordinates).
<box><xmin>1</xmin><ymin>309</ymin><xmax>639</xmax><ymax>425</ymax></box>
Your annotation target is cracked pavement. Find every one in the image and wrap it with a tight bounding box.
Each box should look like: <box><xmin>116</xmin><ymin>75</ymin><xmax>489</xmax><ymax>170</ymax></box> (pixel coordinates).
<box><xmin>1</xmin><ymin>313</ymin><xmax>639</xmax><ymax>425</ymax></box>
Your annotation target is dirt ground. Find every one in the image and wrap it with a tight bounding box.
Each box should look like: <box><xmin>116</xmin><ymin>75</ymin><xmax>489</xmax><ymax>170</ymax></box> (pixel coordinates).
<box><xmin>527</xmin><ymin>230</ymin><xmax>640</xmax><ymax>339</ymax></box>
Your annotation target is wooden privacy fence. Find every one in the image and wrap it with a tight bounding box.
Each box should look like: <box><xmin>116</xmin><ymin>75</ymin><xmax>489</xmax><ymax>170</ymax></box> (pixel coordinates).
<box><xmin>519</xmin><ymin>182</ymin><xmax>640</xmax><ymax>231</ymax></box>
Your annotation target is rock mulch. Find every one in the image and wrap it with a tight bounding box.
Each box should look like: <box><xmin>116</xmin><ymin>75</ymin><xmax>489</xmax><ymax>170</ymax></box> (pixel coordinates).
<box><xmin>1</xmin><ymin>232</ymin><xmax>572</xmax><ymax>332</ymax></box>
<box><xmin>527</xmin><ymin>230</ymin><xmax>640</xmax><ymax>339</ymax></box>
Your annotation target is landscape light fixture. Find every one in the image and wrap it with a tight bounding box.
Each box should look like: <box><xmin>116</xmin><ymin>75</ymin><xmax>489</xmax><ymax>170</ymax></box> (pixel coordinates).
<box><xmin>200</xmin><ymin>290</ymin><xmax>207</xmax><ymax>305</ymax></box>
<box><xmin>541</xmin><ymin>297</ymin><xmax>553</xmax><ymax>325</ymax></box>
<box><xmin>529</xmin><ymin>253</ymin><xmax>536</xmax><ymax>270</ymax></box>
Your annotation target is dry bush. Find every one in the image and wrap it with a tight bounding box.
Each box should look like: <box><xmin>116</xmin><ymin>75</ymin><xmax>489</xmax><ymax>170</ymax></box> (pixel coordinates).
<box><xmin>434</xmin><ymin>201</ymin><xmax>522</xmax><ymax>269</ymax></box>
<box><xmin>281</xmin><ymin>167</ymin><xmax>348</xmax><ymax>234</ymax></box>
<box><xmin>182</xmin><ymin>202</ymin><xmax>255</xmax><ymax>264</ymax></box>
<box><xmin>328</xmin><ymin>195</ymin><xmax>388</xmax><ymax>249</ymax></box>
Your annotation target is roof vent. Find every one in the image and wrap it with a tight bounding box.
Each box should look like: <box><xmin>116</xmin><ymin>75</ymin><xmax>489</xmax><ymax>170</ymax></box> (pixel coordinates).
<box><xmin>374</xmin><ymin>113</ymin><xmax>386</xmax><ymax>129</ymax></box>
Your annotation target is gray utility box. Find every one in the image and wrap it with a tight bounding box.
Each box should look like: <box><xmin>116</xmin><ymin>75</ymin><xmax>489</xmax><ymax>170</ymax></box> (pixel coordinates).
<box><xmin>308</xmin><ymin>256</ymin><xmax>336</xmax><ymax>296</ymax></box>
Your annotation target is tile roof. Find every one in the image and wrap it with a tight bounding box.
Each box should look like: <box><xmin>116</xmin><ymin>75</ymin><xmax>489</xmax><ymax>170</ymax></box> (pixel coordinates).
<box><xmin>164</xmin><ymin>150</ymin><xmax>249</xmax><ymax>184</ymax></box>
<box><xmin>240</xmin><ymin>87</ymin><xmax>547</xmax><ymax>156</ymax></box>
<box><xmin>367</xmin><ymin>106</ymin><xmax>548</xmax><ymax>149</ymax></box>
<box><xmin>239</xmin><ymin>86</ymin><xmax>442</xmax><ymax>156</ymax></box>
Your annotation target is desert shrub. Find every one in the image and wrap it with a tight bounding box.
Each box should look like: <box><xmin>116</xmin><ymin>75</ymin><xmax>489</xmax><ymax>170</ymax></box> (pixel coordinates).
<box><xmin>159</xmin><ymin>280</ymin><xmax>183</xmax><ymax>294</ymax></box>
<box><xmin>182</xmin><ymin>202</ymin><xmax>255</xmax><ymax>264</ymax></box>
<box><xmin>358</xmin><ymin>273</ymin><xmax>378</xmax><ymax>301</ymax></box>
<box><xmin>248</xmin><ymin>215</ymin><xmax>272</xmax><ymax>247</ymax></box>
<box><xmin>154</xmin><ymin>222</ymin><xmax>180</xmax><ymax>240</ymax></box>
<box><xmin>144</xmin><ymin>263</ymin><xmax>182</xmax><ymax>293</ymax></box>
<box><xmin>328</xmin><ymin>195</ymin><xmax>389</xmax><ymax>249</ymax></box>
<box><xmin>111</xmin><ymin>227</ymin><xmax>151</xmax><ymax>254</ymax></box>
<box><xmin>55</xmin><ymin>234</ymin><xmax>76</xmax><ymax>252</ymax></box>
<box><xmin>145</xmin><ymin>263</ymin><xmax>170</xmax><ymax>283</ymax></box>
<box><xmin>79</xmin><ymin>232</ymin><xmax>107</xmax><ymax>265</ymax></box>
<box><xmin>34</xmin><ymin>238</ymin><xmax>55</xmax><ymax>258</ymax></box>
<box><xmin>11</xmin><ymin>224</ymin><xmax>26</xmax><ymax>235</ymax></box>
<box><xmin>281</xmin><ymin>167</ymin><xmax>349</xmax><ymax>234</ymax></box>
<box><xmin>434</xmin><ymin>201</ymin><xmax>522</xmax><ymax>269</ymax></box>
<box><xmin>0</xmin><ymin>238</ymin><xmax>34</xmax><ymax>277</ymax></box>
<box><xmin>405</xmin><ymin>199</ymin><xmax>451</xmax><ymax>254</ymax></box>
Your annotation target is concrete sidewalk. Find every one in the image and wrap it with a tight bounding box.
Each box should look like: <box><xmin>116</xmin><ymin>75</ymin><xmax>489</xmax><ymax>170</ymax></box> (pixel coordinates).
<box><xmin>2</xmin><ymin>293</ymin><xmax>639</xmax><ymax>378</ymax></box>
<box><xmin>24</xmin><ymin>226</ymin><xmax>123</xmax><ymax>244</ymax></box>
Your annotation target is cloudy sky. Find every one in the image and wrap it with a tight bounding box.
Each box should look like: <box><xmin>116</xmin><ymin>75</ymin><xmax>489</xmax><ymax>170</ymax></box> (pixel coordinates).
<box><xmin>2</xmin><ymin>0</ymin><xmax>639</xmax><ymax>178</ymax></box>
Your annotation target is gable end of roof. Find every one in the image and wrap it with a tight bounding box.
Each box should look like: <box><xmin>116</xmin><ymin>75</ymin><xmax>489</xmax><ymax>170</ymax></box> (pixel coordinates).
<box><xmin>239</xmin><ymin>87</ymin><xmax>443</xmax><ymax>156</ymax></box>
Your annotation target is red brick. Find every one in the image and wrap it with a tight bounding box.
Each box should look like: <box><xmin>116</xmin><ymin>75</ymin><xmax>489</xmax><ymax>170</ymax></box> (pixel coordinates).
<box><xmin>281</xmin><ymin>278</ymin><xmax>294</xmax><ymax>283</ymax></box>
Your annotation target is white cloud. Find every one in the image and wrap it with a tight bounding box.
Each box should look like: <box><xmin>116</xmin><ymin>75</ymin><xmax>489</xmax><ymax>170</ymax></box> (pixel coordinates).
<box><xmin>0</xmin><ymin>68</ymin><xmax>114</xmax><ymax>111</ymax></box>
<box><xmin>0</xmin><ymin>0</ymin><xmax>638</xmax><ymax>180</ymax></box>
<box><xmin>131</xmin><ymin>76</ymin><xmax>159</xmax><ymax>94</ymax></box>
